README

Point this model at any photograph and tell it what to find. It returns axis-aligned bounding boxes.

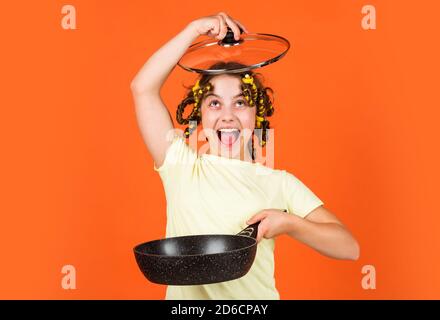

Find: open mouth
[216,128,241,147]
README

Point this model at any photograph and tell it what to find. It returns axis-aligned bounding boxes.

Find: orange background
[1,0,439,299]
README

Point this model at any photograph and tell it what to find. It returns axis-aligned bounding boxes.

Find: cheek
[237,110,256,141]
[239,109,256,129]
[201,108,215,129]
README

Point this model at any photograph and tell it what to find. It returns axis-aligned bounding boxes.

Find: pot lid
[178,27,290,75]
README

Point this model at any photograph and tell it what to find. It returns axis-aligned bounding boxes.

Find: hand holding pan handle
[237,209,288,239]
[237,221,260,239]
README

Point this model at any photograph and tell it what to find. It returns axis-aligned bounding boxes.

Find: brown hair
[176,61,275,159]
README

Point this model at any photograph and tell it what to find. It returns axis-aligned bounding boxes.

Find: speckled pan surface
[134,234,257,285]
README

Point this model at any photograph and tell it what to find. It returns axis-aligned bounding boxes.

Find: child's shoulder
[253,164,287,179]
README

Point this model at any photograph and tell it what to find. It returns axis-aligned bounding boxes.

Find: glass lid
[178,28,291,75]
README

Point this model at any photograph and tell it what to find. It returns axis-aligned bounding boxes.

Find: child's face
[201,74,256,159]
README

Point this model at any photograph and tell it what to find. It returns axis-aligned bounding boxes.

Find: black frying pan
[133,221,261,285]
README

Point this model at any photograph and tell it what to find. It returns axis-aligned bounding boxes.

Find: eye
[236,99,247,107]
[208,99,221,108]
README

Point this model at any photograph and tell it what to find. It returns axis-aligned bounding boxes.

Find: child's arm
[130,13,247,168]
[288,206,360,260]
[130,23,200,169]
[247,206,360,260]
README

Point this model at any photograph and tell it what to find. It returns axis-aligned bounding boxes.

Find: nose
[219,106,235,123]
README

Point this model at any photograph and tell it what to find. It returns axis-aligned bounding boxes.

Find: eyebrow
[204,93,244,99]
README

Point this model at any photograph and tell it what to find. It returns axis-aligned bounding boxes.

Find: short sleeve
[283,171,324,218]
[153,133,197,182]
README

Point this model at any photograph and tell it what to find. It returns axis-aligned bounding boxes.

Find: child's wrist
[186,21,201,38]
[283,212,304,236]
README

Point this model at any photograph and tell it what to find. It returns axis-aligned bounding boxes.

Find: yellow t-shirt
[153,134,324,300]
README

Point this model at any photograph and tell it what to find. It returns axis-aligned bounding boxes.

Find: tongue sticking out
[218,130,240,146]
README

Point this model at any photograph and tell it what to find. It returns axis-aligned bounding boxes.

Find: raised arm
[130,22,199,168]
[130,13,248,168]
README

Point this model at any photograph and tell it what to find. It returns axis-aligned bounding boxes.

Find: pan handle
[237,210,288,239]
[237,221,260,239]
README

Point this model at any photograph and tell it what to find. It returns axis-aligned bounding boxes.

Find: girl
[131,12,360,300]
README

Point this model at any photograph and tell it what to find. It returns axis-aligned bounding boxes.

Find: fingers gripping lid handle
[220,26,244,45]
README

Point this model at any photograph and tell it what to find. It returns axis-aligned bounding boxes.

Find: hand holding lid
[179,14,290,75]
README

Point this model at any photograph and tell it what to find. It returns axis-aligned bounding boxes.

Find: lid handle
[220,26,244,45]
